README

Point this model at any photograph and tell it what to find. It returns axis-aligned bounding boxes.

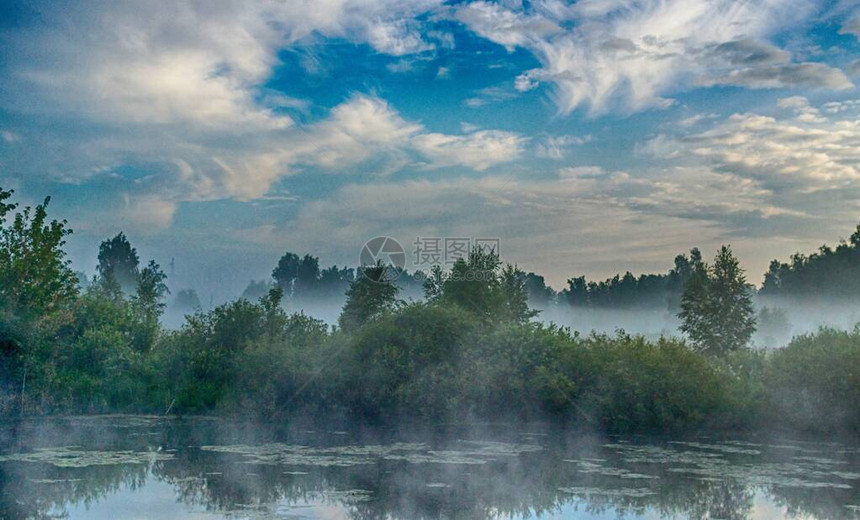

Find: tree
[130,260,169,352]
[134,260,169,317]
[500,265,539,323]
[679,245,756,355]
[242,280,273,301]
[521,272,555,308]
[173,289,201,312]
[426,247,537,323]
[338,262,400,332]
[295,254,321,296]
[422,265,445,303]
[0,190,78,316]
[97,232,140,294]
[272,252,300,296]
[440,247,502,318]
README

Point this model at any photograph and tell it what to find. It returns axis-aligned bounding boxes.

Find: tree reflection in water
[1,416,859,519]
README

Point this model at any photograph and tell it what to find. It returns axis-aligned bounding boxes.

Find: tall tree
[295,254,321,296]
[173,289,202,311]
[0,191,78,316]
[679,245,756,355]
[97,232,140,294]
[427,247,537,323]
[338,262,400,332]
[272,252,300,296]
[521,271,556,308]
[130,260,169,352]
[501,265,539,323]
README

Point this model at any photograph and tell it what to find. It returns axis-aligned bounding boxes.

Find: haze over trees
[2,186,860,435]
[761,224,860,300]
[96,232,140,295]
[678,246,756,355]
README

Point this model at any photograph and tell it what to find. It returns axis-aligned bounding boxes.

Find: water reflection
[1,416,859,519]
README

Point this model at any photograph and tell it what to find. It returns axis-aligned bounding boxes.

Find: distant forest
[225,225,860,316]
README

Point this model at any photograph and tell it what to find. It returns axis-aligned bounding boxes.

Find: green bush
[766,327,860,433]
[573,333,729,433]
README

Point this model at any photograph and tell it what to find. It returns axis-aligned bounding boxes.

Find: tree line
[1,186,859,435]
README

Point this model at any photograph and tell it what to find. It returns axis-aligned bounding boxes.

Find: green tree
[133,260,169,319]
[0,191,78,316]
[272,252,300,296]
[242,279,273,301]
[521,271,556,308]
[432,247,536,323]
[173,289,201,311]
[500,265,539,323]
[129,260,169,352]
[422,265,445,303]
[97,233,140,294]
[679,245,756,355]
[338,262,400,332]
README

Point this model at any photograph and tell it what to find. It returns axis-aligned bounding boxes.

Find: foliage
[559,249,700,311]
[273,251,354,302]
[766,327,860,433]
[679,246,756,355]
[430,247,537,323]
[761,224,860,300]
[338,262,400,333]
[96,232,140,294]
[5,187,860,438]
[0,192,78,317]
[172,289,201,311]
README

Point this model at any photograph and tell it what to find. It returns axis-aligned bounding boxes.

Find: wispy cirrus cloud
[453,0,852,115]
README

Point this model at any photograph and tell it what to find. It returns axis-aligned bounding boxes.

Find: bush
[766,327,860,433]
[574,333,729,433]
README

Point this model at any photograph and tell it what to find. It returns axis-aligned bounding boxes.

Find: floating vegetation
[0,446,174,468]
[601,440,858,490]
[201,443,422,467]
[382,452,487,465]
[668,441,761,456]
[603,443,726,466]
[200,440,540,467]
[63,415,167,429]
[559,486,656,498]
[452,440,543,457]
[564,459,659,480]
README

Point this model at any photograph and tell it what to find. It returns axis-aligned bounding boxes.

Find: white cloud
[411,130,525,170]
[454,0,851,115]
[0,0,448,197]
[1,131,20,143]
[172,95,524,202]
[535,134,592,159]
[1,1,534,215]
[840,14,860,39]
[121,193,178,232]
[4,0,446,128]
[638,99,860,244]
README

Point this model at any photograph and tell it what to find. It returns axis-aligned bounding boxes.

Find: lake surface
[1,416,859,519]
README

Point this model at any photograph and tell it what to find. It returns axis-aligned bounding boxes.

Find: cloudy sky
[2,0,860,298]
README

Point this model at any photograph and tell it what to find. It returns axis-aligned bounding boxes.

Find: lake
[1,415,859,519]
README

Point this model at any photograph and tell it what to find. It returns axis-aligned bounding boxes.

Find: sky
[2,0,860,300]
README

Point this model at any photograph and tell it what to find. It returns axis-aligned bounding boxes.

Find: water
[1,416,859,519]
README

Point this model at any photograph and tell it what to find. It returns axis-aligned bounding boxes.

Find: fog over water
[3,416,860,520]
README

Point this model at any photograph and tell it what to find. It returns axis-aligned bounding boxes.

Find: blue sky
[2,0,860,300]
